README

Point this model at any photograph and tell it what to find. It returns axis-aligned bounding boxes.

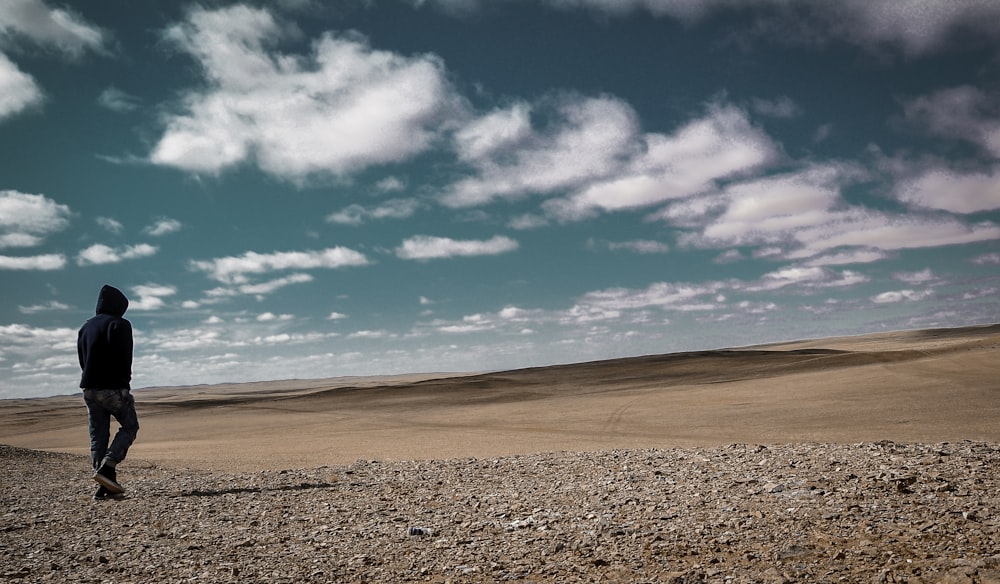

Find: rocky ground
[2,441,998,583]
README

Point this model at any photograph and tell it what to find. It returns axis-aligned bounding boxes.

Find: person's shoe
[93,485,125,500]
[93,463,125,494]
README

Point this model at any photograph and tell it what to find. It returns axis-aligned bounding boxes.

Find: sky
[1,0,999,399]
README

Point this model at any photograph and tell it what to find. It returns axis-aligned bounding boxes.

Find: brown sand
[2,324,998,472]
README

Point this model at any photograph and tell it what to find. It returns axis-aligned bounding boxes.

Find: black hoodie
[78,285,133,390]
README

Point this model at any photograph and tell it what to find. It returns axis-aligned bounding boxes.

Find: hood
[96,284,128,317]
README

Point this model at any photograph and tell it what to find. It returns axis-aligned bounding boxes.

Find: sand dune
[2,324,998,471]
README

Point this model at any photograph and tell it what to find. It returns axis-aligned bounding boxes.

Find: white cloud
[191,246,369,284]
[454,102,533,161]
[508,213,549,230]
[77,243,158,266]
[96,216,124,234]
[18,300,70,314]
[895,168,1000,214]
[0,53,42,120]
[747,266,868,291]
[441,95,640,207]
[150,5,463,180]
[0,190,71,248]
[257,312,293,322]
[0,0,104,122]
[543,103,776,221]
[130,284,176,311]
[97,86,140,112]
[894,269,936,285]
[872,289,934,304]
[144,218,183,236]
[606,240,670,254]
[903,86,1000,158]
[207,273,314,298]
[0,0,105,57]
[396,234,519,260]
[672,163,1000,260]
[326,198,420,225]
[327,311,347,320]
[0,253,66,270]
[972,253,1000,265]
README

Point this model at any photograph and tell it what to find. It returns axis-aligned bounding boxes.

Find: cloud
[604,239,670,254]
[895,168,1000,214]
[0,0,105,57]
[0,0,104,121]
[543,103,777,221]
[18,300,70,314]
[327,311,347,320]
[326,198,421,225]
[442,0,1000,56]
[0,254,65,270]
[206,273,315,298]
[671,163,1000,260]
[144,218,183,236]
[750,96,801,119]
[130,284,177,311]
[96,217,124,234]
[0,190,71,248]
[257,312,293,322]
[872,289,934,304]
[150,5,463,180]
[903,86,1000,157]
[97,86,140,113]
[191,246,369,284]
[0,53,42,120]
[77,243,158,266]
[395,235,519,260]
[441,95,641,207]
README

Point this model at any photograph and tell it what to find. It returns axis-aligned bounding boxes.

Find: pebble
[1,441,997,582]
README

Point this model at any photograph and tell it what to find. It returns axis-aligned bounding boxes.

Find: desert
[2,324,999,582]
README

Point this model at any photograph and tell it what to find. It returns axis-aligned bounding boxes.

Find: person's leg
[83,390,110,471]
[88,389,131,494]
[106,389,139,464]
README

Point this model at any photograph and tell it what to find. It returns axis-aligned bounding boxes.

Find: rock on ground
[1,441,998,583]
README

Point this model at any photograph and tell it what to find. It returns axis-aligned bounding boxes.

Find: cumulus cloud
[77,243,158,266]
[903,86,1000,157]
[327,198,421,225]
[441,95,640,207]
[144,218,183,236]
[150,5,463,180]
[395,235,519,260]
[205,273,315,298]
[191,246,369,284]
[896,168,1000,214]
[0,253,65,270]
[0,0,104,121]
[0,54,42,120]
[130,284,177,311]
[0,190,71,248]
[669,163,1000,260]
[0,0,105,57]
[544,103,777,221]
[872,289,934,304]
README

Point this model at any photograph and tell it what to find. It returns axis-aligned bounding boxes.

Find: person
[78,284,139,500]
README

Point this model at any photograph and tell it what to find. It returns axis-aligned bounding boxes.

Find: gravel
[2,441,998,583]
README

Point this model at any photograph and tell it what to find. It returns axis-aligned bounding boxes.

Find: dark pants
[83,389,139,470]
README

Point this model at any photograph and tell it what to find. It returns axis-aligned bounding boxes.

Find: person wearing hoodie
[78,284,139,500]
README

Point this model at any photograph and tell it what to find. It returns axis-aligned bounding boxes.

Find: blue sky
[2,0,999,398]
